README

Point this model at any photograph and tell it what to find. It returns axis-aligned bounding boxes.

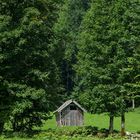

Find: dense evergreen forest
[0,0,140,135]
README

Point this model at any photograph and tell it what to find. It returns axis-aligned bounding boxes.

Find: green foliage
[0,78,12,132]
[73,0,140,132]
[0,0,139,135]
[0,134,124,140]
[74,0,121,118]
[0,0,62,131]
[0,126,123,140]
[53,0,90,95]
[124,48,140,106]
[1,108,140,139]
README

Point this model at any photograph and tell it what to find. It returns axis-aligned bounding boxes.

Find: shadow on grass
[2,130,41,138]
[1,126,120,139]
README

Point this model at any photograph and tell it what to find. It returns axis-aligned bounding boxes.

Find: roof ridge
[55,99,87,113]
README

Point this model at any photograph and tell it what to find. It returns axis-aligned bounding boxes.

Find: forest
[0,0,140,139]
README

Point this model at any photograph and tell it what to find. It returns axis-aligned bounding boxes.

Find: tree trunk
[0,122,4,133]
[121,113,125,136]
[132,98,135,109]
[109,115,114,134]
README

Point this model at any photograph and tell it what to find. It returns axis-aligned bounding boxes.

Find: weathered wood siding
[56,104,84,126]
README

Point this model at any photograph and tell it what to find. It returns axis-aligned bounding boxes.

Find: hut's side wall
[55,113,60,126]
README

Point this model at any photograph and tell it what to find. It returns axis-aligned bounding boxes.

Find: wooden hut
[55,99,86,126]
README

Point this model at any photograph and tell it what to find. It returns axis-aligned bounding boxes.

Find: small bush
[84,126,98,135]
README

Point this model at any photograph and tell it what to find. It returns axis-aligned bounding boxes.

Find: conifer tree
[53,0,90,96]
[74,0,140,134]
[0,0,62,131]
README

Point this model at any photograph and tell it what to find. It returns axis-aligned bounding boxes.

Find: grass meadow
[42,108,140,132]
[0,108,140,140]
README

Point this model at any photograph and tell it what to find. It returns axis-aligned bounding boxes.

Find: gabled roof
[55,99,87,113]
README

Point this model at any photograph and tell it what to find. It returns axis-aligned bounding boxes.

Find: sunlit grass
[0,108,139,140]
[42,108,140,132]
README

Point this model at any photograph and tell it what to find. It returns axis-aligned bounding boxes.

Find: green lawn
[42,108,140,132]
[85,108,140,132]
[0,108,139,140]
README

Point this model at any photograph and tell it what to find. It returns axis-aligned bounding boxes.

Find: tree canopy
[0,0,62,131]
[0,0,139,133]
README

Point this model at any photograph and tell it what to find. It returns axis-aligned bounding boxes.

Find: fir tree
[53,0,90,96]
[0,0,62,131]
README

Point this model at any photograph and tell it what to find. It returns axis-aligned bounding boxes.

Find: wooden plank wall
[56,105,84,126]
